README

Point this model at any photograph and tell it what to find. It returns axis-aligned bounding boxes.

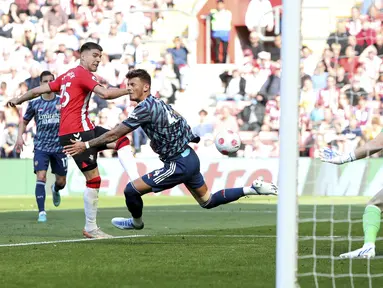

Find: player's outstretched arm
[15,119,30,152]
[320,132,383,165]
[93,85,129,100]
[6,84,52,107]
[63,123,132,156]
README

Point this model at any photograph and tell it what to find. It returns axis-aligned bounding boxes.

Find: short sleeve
[122,103,151,130]
[23,102,35,122]
[80,72,100,92]
[48,76,62,93]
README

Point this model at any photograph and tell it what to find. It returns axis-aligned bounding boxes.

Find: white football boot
[251,177,278,196]
[339,243,376,259]
[82,227,113,239]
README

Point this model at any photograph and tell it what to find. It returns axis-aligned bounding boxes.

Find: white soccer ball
[214,130,241,155]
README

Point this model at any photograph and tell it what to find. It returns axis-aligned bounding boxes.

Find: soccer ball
[214,130,241,155]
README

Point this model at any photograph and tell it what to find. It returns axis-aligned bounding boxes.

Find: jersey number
[165,106,179,125]
[60,82,72,108]
[61,158,68,168]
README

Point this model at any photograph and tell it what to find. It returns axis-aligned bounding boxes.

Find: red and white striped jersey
[49,66,100,136]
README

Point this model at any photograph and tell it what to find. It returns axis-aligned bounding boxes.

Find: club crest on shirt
[62,71,75,81]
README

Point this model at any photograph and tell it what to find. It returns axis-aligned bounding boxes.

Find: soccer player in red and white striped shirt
[7,42,139,239]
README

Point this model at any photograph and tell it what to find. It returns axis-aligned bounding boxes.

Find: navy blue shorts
[34,149,68,176]
[142,147,205,193]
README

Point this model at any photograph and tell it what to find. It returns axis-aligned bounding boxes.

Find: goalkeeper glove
[319,147,356,165]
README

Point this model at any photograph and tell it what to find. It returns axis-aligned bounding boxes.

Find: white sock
[84,187,99,232]
[132,217,143,227]
[39,211,46,215]
[243,187,255,195]
[117,145,139,181]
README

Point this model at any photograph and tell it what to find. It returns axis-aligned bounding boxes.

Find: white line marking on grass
[0,235,149,248]
[0,234,342,248]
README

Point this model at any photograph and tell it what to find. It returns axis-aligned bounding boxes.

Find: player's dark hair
[126,69,151,86]
[39,71,55,82]
[80,42,103,54]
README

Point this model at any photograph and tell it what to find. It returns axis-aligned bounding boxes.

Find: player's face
[82,49,102,72]
[127,77,149,102]
[40,75,54,85]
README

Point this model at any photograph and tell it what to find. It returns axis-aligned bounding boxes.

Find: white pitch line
[0,235,149,248]
[0,234,343,248]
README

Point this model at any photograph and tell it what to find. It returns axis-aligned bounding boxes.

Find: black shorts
[59,126,109,172]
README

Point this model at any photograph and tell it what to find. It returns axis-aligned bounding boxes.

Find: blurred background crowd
[0,0,382,159]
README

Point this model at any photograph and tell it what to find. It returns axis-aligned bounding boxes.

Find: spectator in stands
[339,45,359,78]
[374,34,383,56]
[209,0,232,63]
[354,96,371,127]
[375,65,383,100]
[346,6,362,36]
[192,109,214,137]
[356,15,377,48]
[336,66,350,89]
[215,105,239,133]
[359,45,382,82]
[245,0,274,34]
[347,35,364,56]
[245,32,265,60]
[158,53,180,104]
[0,123,19,158]
[345,75,369,106]
[167,36,190,90]
[264,95,280,131]
[300,76,316,113]
[27,1,43,25]
[98,24,124,61]
[301,46,317,76]
[317,75,340,114]
[327,22,349,53]
[259,63,281,100]
[224,68,246,101]
[124,35,145,64]
[167,36,189,66]
[135,49,157,77]
[114,11,127,33]
[341,117,363,151]
[43,1,68,33]
[237,93,266,132]
[267,35,281,61]
[0,14,13,38]
[311,61,329,91]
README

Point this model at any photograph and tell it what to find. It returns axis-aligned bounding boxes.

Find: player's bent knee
[36,172,47,182]
[124,182,140,198]
[56,179,66,189]
[124,182,139,196]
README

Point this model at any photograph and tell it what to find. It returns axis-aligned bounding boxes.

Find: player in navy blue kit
[64,69,278,230]
[16,71,67,222]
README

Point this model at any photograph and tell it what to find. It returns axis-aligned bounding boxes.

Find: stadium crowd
[0,0,382,159]
[210,1,383,159]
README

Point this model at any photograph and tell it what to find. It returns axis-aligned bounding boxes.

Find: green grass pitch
[0,196,382,288]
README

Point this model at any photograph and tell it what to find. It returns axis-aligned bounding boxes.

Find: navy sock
[36,180,46,212]
[202,188,244,209]
[124,183,143,219]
